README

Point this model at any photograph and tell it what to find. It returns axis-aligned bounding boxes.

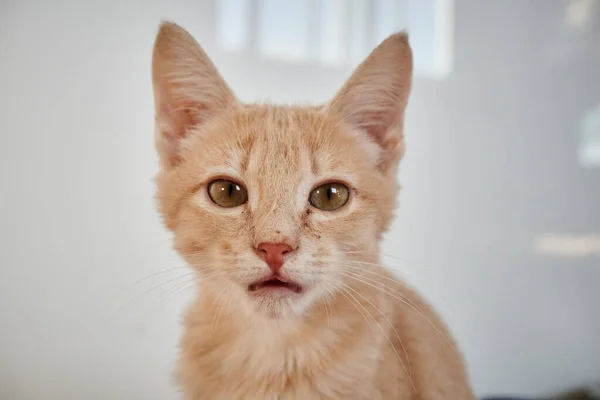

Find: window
[215,0,454,79]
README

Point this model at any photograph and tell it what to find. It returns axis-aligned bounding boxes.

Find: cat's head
[152,22,412,319]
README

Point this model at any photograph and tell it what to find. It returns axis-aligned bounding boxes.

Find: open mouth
[248,277,302,293]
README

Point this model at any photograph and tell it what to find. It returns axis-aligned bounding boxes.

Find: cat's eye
[207,179,248,208]
[309,182,350,211]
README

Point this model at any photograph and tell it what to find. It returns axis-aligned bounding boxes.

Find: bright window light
[579,104,600,168]
[215,0,454,79]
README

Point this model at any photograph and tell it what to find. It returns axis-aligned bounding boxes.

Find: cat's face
[152,23,412,319]
[157,106,395,318]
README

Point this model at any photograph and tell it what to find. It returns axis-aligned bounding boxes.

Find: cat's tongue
[248,277,302,294]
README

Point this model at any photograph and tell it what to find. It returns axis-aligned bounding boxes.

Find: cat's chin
[247,276,303,295]
[245,282,307,319]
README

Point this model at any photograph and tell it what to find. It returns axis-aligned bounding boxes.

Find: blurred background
[1,0,599,399]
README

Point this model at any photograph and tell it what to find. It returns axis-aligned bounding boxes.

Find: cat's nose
[256,242,293,273]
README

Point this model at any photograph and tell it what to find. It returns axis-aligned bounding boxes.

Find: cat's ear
[328,33,413,172]
[152,22,236,166]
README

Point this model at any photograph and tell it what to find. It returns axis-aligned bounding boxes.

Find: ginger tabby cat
[151,21,475,400]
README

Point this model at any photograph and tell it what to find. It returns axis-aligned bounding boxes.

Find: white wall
[1,1,599,399]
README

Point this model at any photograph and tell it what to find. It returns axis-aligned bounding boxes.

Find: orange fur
[151,21,475,400]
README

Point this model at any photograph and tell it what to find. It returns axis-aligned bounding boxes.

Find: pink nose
[256,242,293,273]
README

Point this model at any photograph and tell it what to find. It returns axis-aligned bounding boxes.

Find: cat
[151,21,475,400]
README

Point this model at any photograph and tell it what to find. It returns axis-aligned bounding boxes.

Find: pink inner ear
[349,106,404,171]
[159,101,196,140]
[156,99,202,165]
[356,108,400,147]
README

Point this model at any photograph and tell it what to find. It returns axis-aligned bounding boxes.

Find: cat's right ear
[152,22,236,167]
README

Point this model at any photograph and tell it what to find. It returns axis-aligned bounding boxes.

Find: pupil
[327,187,332,200]
[228,183,234,197]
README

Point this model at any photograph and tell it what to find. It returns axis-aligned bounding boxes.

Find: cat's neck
[179,272,395,397]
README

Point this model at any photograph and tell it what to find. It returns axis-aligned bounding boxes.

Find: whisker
[109,265,189,301]
[156,270,224,308]
[330,278,415,392]
[339,271,456,352]
[326,256,441,299]
[331,259,420,283]
[329,280,376,336]
[155,275,198,303]
[340,282,412,382]
[339,262,452,317]
[337,248,439,273]
[321,283,338,328]
[113,262,222,315]
[113,272,194,315]
[170,282,198,298]
[211,287,228,335]
[341,266,417,305]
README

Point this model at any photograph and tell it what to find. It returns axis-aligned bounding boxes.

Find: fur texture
[151,21,475,400]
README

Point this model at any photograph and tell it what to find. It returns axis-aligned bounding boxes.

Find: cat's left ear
[327,33,413,173]
[152,22,237,167]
